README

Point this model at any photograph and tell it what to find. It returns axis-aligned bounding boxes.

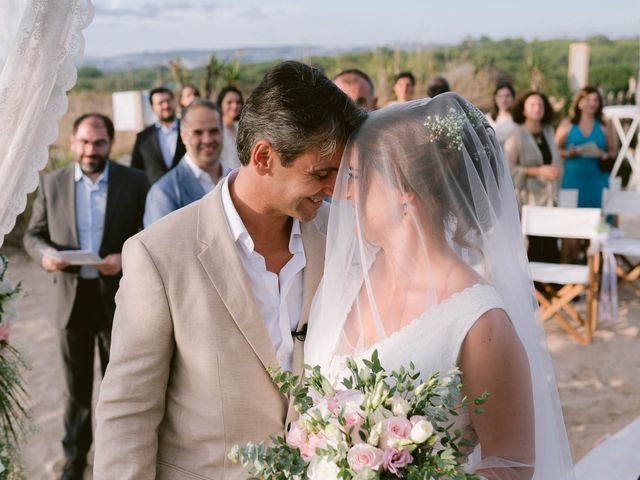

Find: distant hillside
[75,36,639,110]
[82,45,371,72]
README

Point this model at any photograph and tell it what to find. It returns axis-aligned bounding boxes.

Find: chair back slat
[558,189,579,208]
[521,206,601,239]
[602,189,640,215]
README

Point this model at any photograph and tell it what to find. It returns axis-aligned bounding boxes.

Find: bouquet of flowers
[229,350,488,480]
[0,255,29,479]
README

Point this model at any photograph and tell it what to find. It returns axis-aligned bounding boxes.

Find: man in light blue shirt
[144,100,230,226]
[23,114,148,480]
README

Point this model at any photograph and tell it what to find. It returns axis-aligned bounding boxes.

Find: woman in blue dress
[555,86,617,208]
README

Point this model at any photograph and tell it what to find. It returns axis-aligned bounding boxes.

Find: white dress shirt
[156,119,179,169]
[183,154,216,193]
[221,171,305,371]
[74,162,109,279]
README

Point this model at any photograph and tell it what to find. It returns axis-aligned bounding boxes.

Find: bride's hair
[350,93,503,250]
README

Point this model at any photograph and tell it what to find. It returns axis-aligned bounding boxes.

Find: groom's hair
[237,61,367,167]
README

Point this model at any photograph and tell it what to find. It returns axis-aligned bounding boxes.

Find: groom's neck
[230,170,292,246]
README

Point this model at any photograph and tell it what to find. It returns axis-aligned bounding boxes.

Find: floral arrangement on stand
[0,255,29,479]
[229,351,488,480]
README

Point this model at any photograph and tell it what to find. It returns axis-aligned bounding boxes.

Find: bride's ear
[401,191,416,207]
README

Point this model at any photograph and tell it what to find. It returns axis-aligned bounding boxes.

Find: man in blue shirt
[144,99,230,226]
[23,114,148,480]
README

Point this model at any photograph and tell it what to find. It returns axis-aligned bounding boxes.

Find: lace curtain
[0,0,94,247]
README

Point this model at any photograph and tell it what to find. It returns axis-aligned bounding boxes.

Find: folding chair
[521,206,602,345]
[558,188,579,208]
[602,189,640,295]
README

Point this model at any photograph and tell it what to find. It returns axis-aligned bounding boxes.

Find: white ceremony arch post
[0,0,94,247]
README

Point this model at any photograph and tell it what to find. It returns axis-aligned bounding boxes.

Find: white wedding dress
[323,283,505,453]
[305,95,576,478]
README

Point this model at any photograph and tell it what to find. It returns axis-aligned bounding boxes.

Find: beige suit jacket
[94,183,327,479]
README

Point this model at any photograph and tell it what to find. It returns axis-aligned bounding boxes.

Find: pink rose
[382,447,413,475]
[347,444,384,471]
[379,416,412,449]
[298,432,327,461]
[286,421,307,449]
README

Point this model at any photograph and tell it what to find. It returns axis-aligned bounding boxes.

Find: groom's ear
[251,140,276,176]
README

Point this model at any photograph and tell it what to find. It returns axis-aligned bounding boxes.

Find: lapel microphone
[291,324,307,342]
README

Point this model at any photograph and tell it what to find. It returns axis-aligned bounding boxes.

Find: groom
[93,61,366,479]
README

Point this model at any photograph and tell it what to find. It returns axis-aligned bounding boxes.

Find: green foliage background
[74,36,639,108]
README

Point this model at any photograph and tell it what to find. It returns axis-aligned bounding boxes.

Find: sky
[84,0,640,57]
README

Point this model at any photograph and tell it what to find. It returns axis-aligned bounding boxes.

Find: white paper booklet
[44,249,103,265]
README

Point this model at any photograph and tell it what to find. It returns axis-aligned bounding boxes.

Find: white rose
[306,457,340,480]
[323,423,344,447]
[388,395,411,417]
[410,419,434,444]
[367,421,383,447]
[0,278,14,295]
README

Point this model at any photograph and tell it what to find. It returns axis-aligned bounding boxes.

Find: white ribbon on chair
[598,231,619,323]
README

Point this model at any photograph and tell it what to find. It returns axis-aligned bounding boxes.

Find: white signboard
[568,43,590,93]
[112,91,156,131]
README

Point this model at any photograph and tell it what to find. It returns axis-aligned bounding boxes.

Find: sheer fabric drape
[306,95,576,479]
[0,0,93,246]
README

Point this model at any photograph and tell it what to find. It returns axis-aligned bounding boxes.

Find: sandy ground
[1,217,639,478]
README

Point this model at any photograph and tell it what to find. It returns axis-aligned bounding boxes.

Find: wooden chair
[602,189,640,295]
[521,206,602,345]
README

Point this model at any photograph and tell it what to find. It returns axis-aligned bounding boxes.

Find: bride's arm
[458,309,535,480]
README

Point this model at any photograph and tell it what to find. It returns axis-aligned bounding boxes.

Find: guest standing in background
[131,87,186,184]
[144,100,229,227]
[179,83,201,112]
[426,75,450,97]
[333,69,378,111]
[555,85,617,208]
[387,71,415,105]
[504,91,561,262]
[486,82,517,146]
[23,114,148,480]
[216,85,243,170]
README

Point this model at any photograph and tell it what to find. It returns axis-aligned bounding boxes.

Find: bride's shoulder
[460,306,521,362]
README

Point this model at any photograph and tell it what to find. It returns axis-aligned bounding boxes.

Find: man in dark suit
[131,86,186,184]
[23,113,148,480]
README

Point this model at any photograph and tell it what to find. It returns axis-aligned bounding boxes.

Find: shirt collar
[74,160,109,184]
[221,170,302,257]
[184,154,230,182]
[156,118,179,132]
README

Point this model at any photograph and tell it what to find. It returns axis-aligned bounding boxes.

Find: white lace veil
[305,94,575,479]
[0,0,93,247]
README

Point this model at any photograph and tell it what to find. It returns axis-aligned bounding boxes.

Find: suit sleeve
[143,182,178,228]
[93,236,174,480]
[131,132,145,171]
[22,178,51,267]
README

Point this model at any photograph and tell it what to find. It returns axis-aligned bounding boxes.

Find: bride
[305,93,575,479]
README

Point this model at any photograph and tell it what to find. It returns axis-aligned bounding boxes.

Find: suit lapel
[62,165,79,248]
[196,185,279,373]
[290,217,326,380]
[102,161,124,248]
[173,122,185,167]
[147,127,166,172]
[285,212,327,427]
[178,160,206,203]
